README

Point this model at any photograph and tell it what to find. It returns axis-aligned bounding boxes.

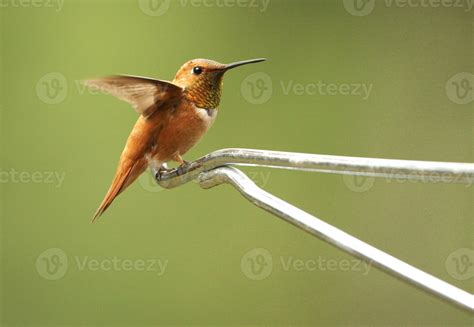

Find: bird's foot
[152,163,170,182]
[176,160,190,176]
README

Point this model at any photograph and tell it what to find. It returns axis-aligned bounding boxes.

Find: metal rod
[197,167,474,312]
[153,148,473,310]
[155,148,474,189]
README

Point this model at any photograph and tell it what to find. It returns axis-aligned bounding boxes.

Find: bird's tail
[92,158,147,222]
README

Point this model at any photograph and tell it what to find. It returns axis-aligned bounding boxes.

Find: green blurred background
[1,0,473,325]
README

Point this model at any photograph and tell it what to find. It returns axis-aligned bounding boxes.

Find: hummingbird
[86,58,266,221]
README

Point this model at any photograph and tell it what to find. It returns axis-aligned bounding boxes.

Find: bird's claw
[153,163,170,182]
[153,161,189,179]
[176,161,190,176]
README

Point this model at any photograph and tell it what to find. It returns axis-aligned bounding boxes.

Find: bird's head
[173,58,266,109]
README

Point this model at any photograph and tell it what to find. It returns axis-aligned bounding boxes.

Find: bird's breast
[151,102,218,162]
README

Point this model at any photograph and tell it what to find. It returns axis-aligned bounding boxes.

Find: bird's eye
[192,66,203,75]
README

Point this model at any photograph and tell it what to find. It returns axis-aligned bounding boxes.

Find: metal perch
[154,148,474,312]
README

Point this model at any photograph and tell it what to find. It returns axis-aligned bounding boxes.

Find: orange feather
[92,157,147,222]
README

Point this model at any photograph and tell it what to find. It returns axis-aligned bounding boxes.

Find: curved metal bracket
[154,148,474,311]
[155,148,474,189]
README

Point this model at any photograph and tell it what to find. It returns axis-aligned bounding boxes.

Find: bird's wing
[84,75,183,118]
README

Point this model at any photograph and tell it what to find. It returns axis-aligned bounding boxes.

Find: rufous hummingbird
[86,58,266,221]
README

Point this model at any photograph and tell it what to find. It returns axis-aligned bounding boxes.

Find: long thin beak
[224,58,266,70]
